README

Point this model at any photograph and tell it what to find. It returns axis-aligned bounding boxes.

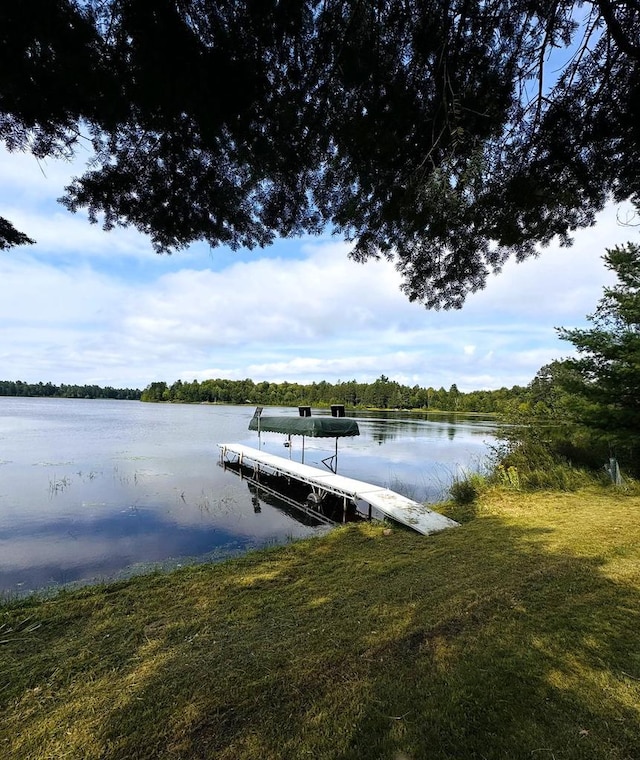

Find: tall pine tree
[557,243,640,474]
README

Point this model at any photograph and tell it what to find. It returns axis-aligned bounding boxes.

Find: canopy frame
[248,408,359,473]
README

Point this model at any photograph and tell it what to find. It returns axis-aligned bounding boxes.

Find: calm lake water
[0,398,498,596]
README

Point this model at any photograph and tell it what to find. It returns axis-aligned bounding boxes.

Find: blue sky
[1,146,637,392]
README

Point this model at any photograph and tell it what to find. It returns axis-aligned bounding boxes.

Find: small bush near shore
[449,472,487,504]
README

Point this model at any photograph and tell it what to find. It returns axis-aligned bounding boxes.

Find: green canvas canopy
[248,416,359,438]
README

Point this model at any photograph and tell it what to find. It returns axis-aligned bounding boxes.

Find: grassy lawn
[2,486,639,759]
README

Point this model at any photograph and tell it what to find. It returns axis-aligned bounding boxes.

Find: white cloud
[1,140,639,391]
[465,202,636,320]
[122,245,413,347]
[0,255,124,325]
[0,149,84,201]
[4,207,154,258]
[0,149,206,263]
[0,221,630,390]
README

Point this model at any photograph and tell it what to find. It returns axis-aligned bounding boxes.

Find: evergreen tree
[557,243,640,474]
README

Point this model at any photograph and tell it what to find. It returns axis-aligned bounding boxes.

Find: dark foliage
[1,1,639,307]
[0,217,34,250]
[557,242,640,474]
[139,375,527,413]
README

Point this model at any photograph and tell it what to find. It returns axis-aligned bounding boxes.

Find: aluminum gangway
[218,443,459,536]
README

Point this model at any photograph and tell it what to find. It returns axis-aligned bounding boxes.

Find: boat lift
[249,405,359,473]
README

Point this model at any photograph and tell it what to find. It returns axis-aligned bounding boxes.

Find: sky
[1,146,638,393]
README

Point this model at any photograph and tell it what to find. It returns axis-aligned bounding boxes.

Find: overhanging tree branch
[0,0,639,307]
[0,217,35,250]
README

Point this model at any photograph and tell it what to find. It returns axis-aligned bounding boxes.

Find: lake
[0,398,498,597]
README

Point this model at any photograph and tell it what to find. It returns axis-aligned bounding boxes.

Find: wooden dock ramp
[218,443,459,536]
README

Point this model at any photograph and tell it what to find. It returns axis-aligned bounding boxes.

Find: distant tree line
[0,380,141,400]
[141,375,529,414]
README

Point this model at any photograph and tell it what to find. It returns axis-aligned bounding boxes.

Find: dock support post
[343,496,347,523]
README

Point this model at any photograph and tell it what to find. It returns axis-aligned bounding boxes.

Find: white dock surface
[219,444,459,536]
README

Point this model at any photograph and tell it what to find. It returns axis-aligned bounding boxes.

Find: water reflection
[349,411,491,445]
[0,398,498,596]
[0,508,248,592]
[223,461,351,527]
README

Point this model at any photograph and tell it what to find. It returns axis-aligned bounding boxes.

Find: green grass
[2,486,640,759]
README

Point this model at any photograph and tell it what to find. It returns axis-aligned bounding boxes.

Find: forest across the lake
[0,376,535,414]
[139,376,528,413]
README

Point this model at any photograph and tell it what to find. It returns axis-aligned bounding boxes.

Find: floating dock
[218,443,459,536]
